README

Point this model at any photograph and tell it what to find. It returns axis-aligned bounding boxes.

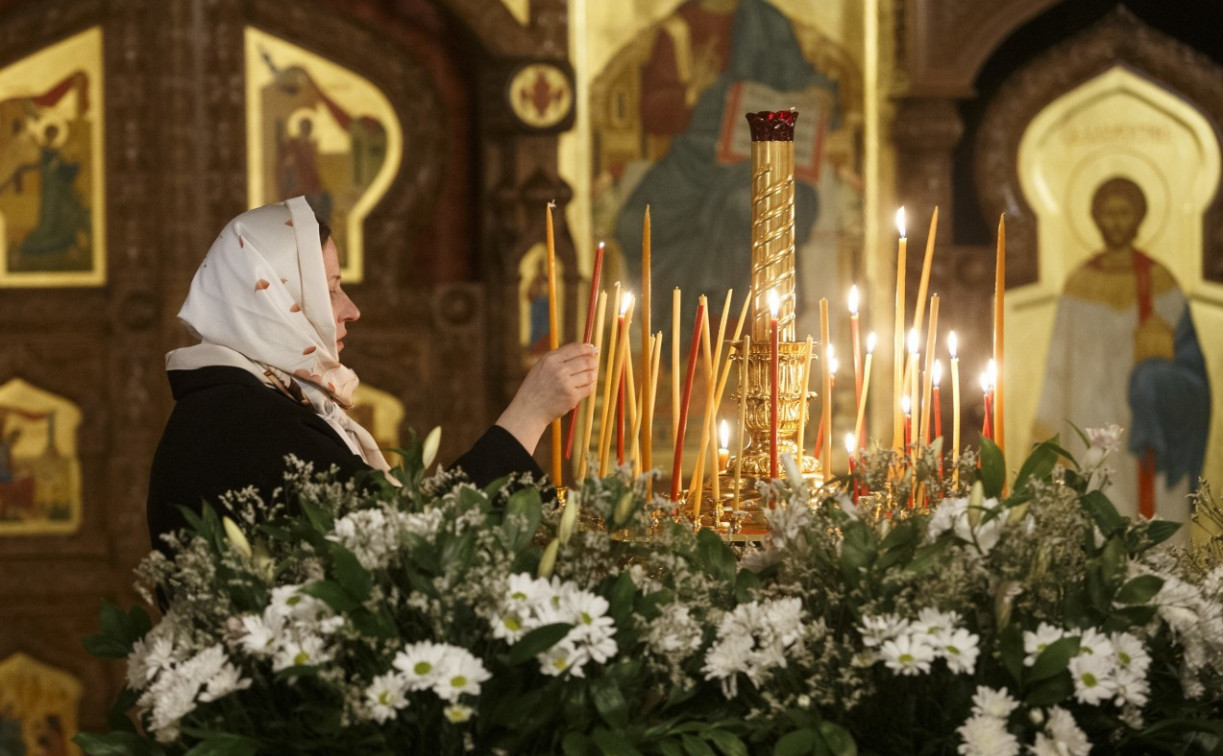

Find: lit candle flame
[908,328,920,355]
[948,330,958,359]
[932,359,943,387]
[844,432,856,455]
[980,372,991,393]
[719,419,730,450]
[987,358,998,384]
[767,289,780,317]
[896,207,907,239]
[829,355,839,376]
[620,292,634,316]
[901,395,911,415]
[866,332,877,354]
[848,285,859,316]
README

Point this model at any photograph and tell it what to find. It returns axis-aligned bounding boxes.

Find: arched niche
[1006,65,1222,504]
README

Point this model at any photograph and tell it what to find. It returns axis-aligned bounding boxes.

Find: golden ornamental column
[748,110,798,342]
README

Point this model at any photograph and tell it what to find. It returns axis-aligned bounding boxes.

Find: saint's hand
[495,343,599,454]
[1132,317,1174,363]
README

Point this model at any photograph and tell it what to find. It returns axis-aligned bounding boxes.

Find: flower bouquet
[78,428,1223,755]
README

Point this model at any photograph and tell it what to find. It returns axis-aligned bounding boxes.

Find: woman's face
[322,238,360,352]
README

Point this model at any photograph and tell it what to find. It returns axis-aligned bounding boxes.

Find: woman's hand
[496,343,599,454]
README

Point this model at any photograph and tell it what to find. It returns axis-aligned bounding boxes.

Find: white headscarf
[166,196,392,473]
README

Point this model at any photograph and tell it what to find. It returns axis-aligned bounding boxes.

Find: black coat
[146,366,543,549]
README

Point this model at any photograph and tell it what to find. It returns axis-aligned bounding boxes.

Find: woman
[147,196,596,546]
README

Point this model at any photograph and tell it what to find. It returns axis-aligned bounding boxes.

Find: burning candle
[949,331,960,464]
[845,431,857,496]
[906,328,920,453]
[718,420,730,471]
[849,284,862,406]
[919,294,940,449]
[854,333,875,450]
[672,288,681,445]
[820,297,832,480]
[576,291,608,481]
[893,208,907,452]
[641,210,653,482]
[769,289,780,480]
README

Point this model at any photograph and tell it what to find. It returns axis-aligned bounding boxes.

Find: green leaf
[816,721,857,756]
[774,728,818,756]
[876,521,917,571]
[74,732,163,756]
[440,529,478,573]
[839,521,873,586]
[503,487,544,552]
[300,580,359,612]
[184,734,259,756]
[1029,636,1080,683]
[705,730,749,756]
[563,733,596,756]
[1024,673,1074,707]
[734,568,762,603]
[297,498,333,534]
[904,539,950,576]
[998,624,1025,684]
[349,608,398,639]
[328,543,371,601]
[696,528,737,583]
[508,622,573,665]
[658,740,685,756]
[590,675,630,730]
[610,571,637,627]
[1082,491,1126,538]
[591,728,644,756]
[1115,574,1163,605]
[978,438,1006,498]
[681,733,717,756]
[85,601,150,659]
[1143,520,1181,547]
[1012,439,1061,495]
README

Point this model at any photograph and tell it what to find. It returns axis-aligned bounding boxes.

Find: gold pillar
[749,119,798,342]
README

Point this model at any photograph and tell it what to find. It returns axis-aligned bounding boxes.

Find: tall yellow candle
[732,335,751,511]
[948,330,960,466]
[994,215,1006,460]
[893,208,907,452]
[820,298,833,480]
[918,294,940,448]
[854,333,876,448]
[641,207,653,481]
[912,207,939,339]
[907,327,919,461]
[672,288,681,445]
[545,201,562,485]
[576,292,608,481]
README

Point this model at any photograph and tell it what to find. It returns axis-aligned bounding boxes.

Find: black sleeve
[448,425,545,488]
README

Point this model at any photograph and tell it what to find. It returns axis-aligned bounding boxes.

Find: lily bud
[222,516,253,560]
[967,481,985,528]
[612,491,635,528]
[558,498,580,545]
[422,425,443,470]
[537,538,559,578]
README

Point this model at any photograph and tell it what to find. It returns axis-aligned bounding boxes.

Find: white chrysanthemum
[1068,652,1117,705]
[1042,706,1091,756]
[327,508,399,570]
[538,639,578,678]
[233,612,282,658]
[914,608,962,642]
[269,585,332,625]
[364,672,409,724]
[272,633,332,672]
[198,659,251,703]
[859,613,910,648]
[701,633,753,697]
[1023,623,1066,667]
[971,686,1019,720]
[1113,665,1150,708]
[956,714,1019,756]
[645,603,704,657]
[434,648,491,702]
[444,703,474,723]
[940,628,981,675]
[491,611,528,643]
[1110,631,1150,672]
[880,634,937,676]
[1075,627,1113,659]
[394,641,455,691]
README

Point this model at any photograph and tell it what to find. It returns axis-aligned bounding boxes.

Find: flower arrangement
[79,428,1223,756]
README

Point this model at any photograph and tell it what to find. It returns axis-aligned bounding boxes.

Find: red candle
[671,302,707,501]
[616,368,625,465]
[844,432,857,500]
[932,360,943,441]
[769,290,780,480]
[902,395,912,449]
[813,372,835,459]
[564,242,604,458]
